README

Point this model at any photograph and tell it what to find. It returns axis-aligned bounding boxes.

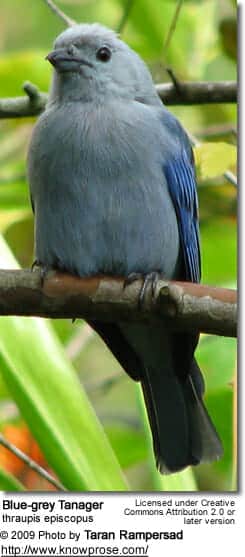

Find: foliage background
[0,0,237,491]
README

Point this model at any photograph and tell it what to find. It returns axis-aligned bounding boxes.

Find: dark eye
[96,46,111,62]
[67,45,76,56]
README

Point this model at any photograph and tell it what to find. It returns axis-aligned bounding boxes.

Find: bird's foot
[124,271,161,309]
[31,260,52,287]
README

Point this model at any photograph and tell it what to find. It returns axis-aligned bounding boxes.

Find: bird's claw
[124,271,161,309]
[124,272,142,288]
[31,260,51,287]
[139,271,161,308]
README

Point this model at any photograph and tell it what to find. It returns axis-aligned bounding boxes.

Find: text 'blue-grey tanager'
[28,24,223,473]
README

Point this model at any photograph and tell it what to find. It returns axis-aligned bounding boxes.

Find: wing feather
[164,148,201,283]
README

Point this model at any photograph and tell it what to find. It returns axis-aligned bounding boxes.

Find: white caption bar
[0,493,243,557]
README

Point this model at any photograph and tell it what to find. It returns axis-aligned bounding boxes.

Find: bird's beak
[45,49,93,71]
[46,49,65,67]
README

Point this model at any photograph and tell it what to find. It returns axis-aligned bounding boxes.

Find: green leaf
[0,467,25,491]
[194,142,236,180]
[0,181,29,211]
[197,336,236,391]
[219,17,237,61]
[204,54,237,81]
[196,387,234,490]
[105,424,147,468]
[0,51,50,96]
[0,236,127,491]
[206,387,233,477]
[158,467,198,492]
[196,335,236,487]
[3,216,34,268]
[200,219,237,285]
[117,0,218,80]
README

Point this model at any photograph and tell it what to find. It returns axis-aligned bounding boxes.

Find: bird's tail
[141,359,223,474]
[91,320,223,474]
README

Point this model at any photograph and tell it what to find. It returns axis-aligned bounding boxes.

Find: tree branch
[0,82,47,118]
[0,270,237,337]
[163,0,184,52]
[156,80,237,105]
[42,0,75,26]
[0,80,237,120]
[117,0,135,34]
[0,433,65,491]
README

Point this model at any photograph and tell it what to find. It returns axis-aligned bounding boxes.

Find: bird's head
[46,23,158,105]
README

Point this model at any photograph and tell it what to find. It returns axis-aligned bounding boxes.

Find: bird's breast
[28,103,180,278]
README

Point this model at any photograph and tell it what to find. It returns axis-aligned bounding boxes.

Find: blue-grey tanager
[28,24,223,473]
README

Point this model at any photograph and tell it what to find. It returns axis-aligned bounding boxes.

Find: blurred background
[0,0,237,491]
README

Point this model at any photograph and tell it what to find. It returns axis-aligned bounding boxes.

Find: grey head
[46,23,161,106]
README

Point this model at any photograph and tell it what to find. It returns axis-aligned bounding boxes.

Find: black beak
[46,49,64,67]
[45,49,93,69]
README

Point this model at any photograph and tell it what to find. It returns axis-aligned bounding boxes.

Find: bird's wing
[164,151,200,283]
[160,111,201,383]
[162,115,201,283]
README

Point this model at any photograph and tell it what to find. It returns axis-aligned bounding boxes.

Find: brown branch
[163,0,184,52]
[156,80,237,105]
[0,81,47,118]
[42,0,75,26]
[0,433,65,491]
[195,123,237,140]
[117,0,135,34]
[0,270,237,337]
[0,80,237,120]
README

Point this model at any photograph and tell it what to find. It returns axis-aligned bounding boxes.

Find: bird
[27,23,223,474]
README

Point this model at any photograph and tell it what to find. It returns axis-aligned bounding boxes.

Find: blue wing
[164,146,201,283]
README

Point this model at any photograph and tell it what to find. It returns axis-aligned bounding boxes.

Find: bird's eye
[96,46,111,62]
[67,45,76,56]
